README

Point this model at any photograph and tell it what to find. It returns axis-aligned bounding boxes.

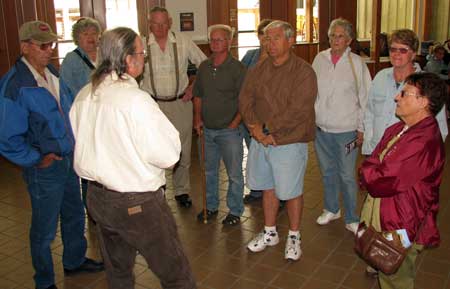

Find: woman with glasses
[60,17,101,96]
[359,72,447,289]
[312,18,372,234]
[362,29,448,156]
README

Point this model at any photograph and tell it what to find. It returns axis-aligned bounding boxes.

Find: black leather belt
[90,181,109,190]
[151,93,185,102]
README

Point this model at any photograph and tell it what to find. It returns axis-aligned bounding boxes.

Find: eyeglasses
[132,51,147,58]
[150,22,169,28]
[329,34,347,40]
[28,41,57,50]
[389,47,410,54]
[209,38,227,43]
[400,90,421,98]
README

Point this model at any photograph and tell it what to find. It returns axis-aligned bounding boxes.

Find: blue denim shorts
[246,140,308,200]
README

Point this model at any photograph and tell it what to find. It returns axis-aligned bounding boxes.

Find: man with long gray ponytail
[70,27,196,289]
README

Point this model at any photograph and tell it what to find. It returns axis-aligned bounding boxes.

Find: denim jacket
[60,47,94,96]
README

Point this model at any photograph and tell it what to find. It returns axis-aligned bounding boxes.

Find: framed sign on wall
[180,12,194,31]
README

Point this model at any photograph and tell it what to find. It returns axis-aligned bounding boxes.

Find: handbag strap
[348,51,359,96]
[73,48,95,70]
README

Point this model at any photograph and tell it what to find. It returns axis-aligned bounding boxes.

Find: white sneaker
[285,235,302,261]
[345,222,359,234]
[316,209,341,225]
[247,230,279,252]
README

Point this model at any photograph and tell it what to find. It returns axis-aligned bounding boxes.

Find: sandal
[222,214,240,226]
[197,209,218,221]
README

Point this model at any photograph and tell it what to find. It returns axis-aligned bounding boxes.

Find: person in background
[443,39,450,65]
[424,45,448,79]
[141,6,207,208]
[60,16,102,206]
[313,18,372,234]
[193,24,246,225]
[0,20,104,289]
[240,20,317,261]
[359,72,447,289]
[60,17,101,95]
[363,29,448,157]
[240,18,272,204]
[70,27,195,289]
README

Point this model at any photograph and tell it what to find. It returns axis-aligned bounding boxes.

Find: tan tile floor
[0,135,449,289]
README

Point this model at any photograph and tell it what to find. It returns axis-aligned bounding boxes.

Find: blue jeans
[314,129,359,224]
[202,127,244,216]
[23,155,87,289]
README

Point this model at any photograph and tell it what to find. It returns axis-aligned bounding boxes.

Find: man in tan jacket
[240,20,317,261]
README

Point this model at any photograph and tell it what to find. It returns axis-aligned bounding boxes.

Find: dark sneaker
[36,285,58,289]
[175,194,192,208]
[222,214,240,226]
[64,258,104,276]
[243,193,262,204]
[197,209,218,221]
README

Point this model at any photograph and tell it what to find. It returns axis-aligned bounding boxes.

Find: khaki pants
[378,243,423,289]
[158,100,193,196]
[361,194,423,289]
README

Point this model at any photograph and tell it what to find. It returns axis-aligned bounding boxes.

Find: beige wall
[430,0,450,42]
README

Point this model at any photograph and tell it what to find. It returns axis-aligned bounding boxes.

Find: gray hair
[328,18,354,40]
[149,6,169,17]
[264,20,295,39]
[91,27,137,91]
[389,29,419,52]
[71,17,101,46]
[208,24,234,40]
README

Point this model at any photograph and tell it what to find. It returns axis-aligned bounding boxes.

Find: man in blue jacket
[0,21,103,289]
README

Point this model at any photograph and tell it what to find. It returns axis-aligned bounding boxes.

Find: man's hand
[37,153,62,168]
[193,114,203,136]
[247,123,264,142]
[182,84,194,102]
[356,131,364,146]
[247,124,277,147]
[261,134,277,147]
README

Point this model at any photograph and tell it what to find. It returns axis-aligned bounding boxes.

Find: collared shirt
[21,56,60,103]
[70,72,181,193]
[141,32,206,98]
[193,53,246,129]
[239,53,318,145]
[60,47,96,96]
[313,47,372,133]
[362,64,448,155]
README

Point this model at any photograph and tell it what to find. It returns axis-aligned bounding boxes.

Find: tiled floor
[1,135,450,289]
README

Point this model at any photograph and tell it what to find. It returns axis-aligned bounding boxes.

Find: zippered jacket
[0,58,75,167]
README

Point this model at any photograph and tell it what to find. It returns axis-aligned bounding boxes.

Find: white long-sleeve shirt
[70,72,181,193]
[313,47,372,133]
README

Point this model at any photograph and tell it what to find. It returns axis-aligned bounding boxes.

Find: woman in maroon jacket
[359,72,448,289]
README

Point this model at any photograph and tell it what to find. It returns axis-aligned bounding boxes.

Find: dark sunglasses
[389,47,410,54]
[28,41,57,50]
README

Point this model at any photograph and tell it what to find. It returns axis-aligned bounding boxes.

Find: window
[357,0,415,40]
[237,0,260,59]
[105,0,139,32]
[296,0,318,42]
[54,0,80,62]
